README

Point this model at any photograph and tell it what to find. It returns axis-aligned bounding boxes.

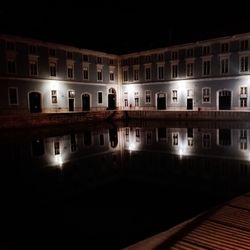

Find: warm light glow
[49,80,60,90]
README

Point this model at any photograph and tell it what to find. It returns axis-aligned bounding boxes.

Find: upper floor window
[145,55,151,63]
[49,62,56,77]
[123,69,128,82]
[8,87,18,105]
[240,40,248,51]
[7,59,16,74]
[158,65,164,80]
[221,58,229,74]
[83,54,89,62]
[145,67,151,81]
[97,57,102,64]
[240,56,249,72]
[29,61,38,76]
[6,41,15,51]
[83,67,89,80]
[133,68,139,81]
[133,57,139,64]
[109,71,114,81]
[186,48,194,57]
[109,59,114,65]
[67,65,74,79]
[171,64,178,78]
[158,53,164,61]
[49,48,56,57]
[122,59,128,65]
[221,43,229,53]
[67,51,73,60]
[202,45,210,56]
[186,62,194,77]
[171,51,178,60]
[29,45,37,54]
[97,69,103,81]
[203,60,211,75]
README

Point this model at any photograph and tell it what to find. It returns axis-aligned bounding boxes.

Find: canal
[0,121,250,249]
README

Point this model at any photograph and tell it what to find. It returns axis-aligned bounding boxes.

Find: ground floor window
[240,98,247,107]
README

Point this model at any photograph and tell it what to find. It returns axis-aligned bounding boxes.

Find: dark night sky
[0,4,250,54]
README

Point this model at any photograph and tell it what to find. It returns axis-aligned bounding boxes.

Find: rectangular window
[172,90,178,103]
[109,71,114,81]
[240,40,248,50]
[83,67,89,80]
[83,54,88,62]
[124,92,128,107]
[187,89,193,98]
[202,88,210,103]
[54,141,60,155]
[97,57,102,64]
[172,133,178,146]
[51,90,57,104]
[29,45,37,54]
[240,56,248,72]
[49,62,56,77]
[29,61,38,76]
[134,92,139,107]
[186,63,194,77]
[221,58,229,74]
[186,48,193,57]
[68,90,75,98]
[158,53,164,61]
[203,60,211,75]
[240,87,247,95]
[171,51,178,60]
[67,51,73,59]
[123,70,128,82]
[97,69,103,81]
[133,69,139,81]
[97,92,102,104]
[8,87,18,105]
[221,43,229,53]
[109,59,114,65]
[7,60,16,74]
[240,98,247,107]
[203,46,210,55]
[49,48,56,57]
[145,90,151,104]
[172,64,178,78]
[158,66,164,80]
[145,55,151,63]
[145,67,151,80]
[67,65,74,79]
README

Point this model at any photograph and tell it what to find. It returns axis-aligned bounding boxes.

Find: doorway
[157,93,166,110]
[82,94,90,111]
[219,90,231,110]
[29,92,41,113]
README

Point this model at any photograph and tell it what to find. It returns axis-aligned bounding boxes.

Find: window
[29,61,38,76]
[240,87,247,107]
[240,98,247,107]
[124,92,128,107]
[202,134,211,148]
[133,57,139,64]
[187,89,193,98]
[49,48,56,57]
[99,134,104,146]
[240,40,248,51]
[83,54,88,62]
[8,87,18,105]
[145,67,151,80]
[133,68,139,81]
[172,133,178,146]
[54,141,60,155]
[97,69,102,81]
[134,92,139,107]
[136,128,140,142]
[186,48,193,57]
[7,60,16,74]
[49,62,56,77]
[97,92,102,104]
[240,129,247,150]
[83,67,89,80]
[172,64,178,78]
[221,43,229,53]
[123,70,128,82]
[97,57,102,64]
[51,90,57,104]
[6,41,15,51]
[68,90,75,98]
[145,55,151,63]
[202,88,210,103]
[186,62,194,77]
[109,71,114,81]
[109,59,114,65]
[158,65,164,80]
[240,56,248,72]
[221,58,229,74]
[171,51,178,60]
[240,86,247,95]
[203,60,211,75]
[145,90,151,104]
[67,51,73,59]
[172,90,178,103]
[158,53,164,61]
[67,65,74,79]
[203,46,210,56]
[29,45,37,54]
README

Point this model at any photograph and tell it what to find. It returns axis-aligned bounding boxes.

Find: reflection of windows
[125,128,129,142]
[202,133,211,148]
[240,129,247,150]
[84,131,92,146]
[219,129,231,146]
[136,128,140,142]
[146,132,152,145]
[32,139,44,156]
[51,90,57,104]
[54,141,60,155]
[172,133,178,146]
[8,87,18,105]
[70,134,77,152]
[99,134,104,146]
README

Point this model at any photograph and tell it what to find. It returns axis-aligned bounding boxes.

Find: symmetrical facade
[1,32,250,114]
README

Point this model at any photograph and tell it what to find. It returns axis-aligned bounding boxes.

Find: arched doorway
[157,93,166,110]
[108,88,116,110]
[82,93,90,111]
[29,92,41,113]
[219,90,231,110]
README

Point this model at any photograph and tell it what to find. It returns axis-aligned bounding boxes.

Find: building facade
[1,32,250,114]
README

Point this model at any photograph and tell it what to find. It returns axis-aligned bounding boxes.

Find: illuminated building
[1,33,250,113]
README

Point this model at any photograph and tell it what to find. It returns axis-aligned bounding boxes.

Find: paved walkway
[125,192,250,250]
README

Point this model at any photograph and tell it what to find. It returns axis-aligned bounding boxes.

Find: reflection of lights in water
[55,155,63,169]
[129,142,136,151]
[179,149,183,159]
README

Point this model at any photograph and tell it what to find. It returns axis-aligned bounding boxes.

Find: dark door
[157,94,166,110]
[69,99,74,111]
[108,94,116,110]
[219,129,231,146]
[219,91,231,110]
[82,94,90,111]
[32,139,44,156]
[29,92,41,113]
[187,99,193,110]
